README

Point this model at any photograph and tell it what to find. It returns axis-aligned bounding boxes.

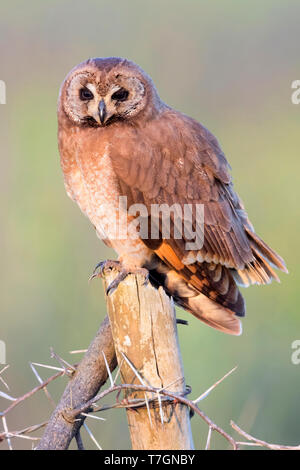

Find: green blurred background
[1,0,299,450]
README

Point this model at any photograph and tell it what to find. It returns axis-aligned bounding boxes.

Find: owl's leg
[89,260,149,295]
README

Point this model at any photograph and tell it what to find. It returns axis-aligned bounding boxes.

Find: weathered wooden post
[103,268,194,450]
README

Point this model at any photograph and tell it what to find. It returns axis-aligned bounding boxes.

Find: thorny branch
[36,314,117,450]
[1,332,299,450]
[1,370,65,418]
[66,382,238,449]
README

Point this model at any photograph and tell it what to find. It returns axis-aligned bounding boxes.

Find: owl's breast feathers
[59,121,154,266]
[59,107,287,336]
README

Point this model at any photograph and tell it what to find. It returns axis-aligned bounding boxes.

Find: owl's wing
[110,109,287,309]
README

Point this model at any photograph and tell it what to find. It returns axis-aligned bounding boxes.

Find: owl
[58,57,287,336]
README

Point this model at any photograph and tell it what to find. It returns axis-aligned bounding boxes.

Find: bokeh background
[1,0,299,450]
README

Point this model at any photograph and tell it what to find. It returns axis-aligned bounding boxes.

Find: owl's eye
[111,88,129,102]
[79,87,94,101]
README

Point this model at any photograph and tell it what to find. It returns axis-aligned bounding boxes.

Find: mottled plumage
[58,57,287,335]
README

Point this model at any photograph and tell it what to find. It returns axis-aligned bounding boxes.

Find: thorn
[83,423,102,450]
[30,362,65,372]
[120,352,146,386]
[81,412,106,421]
[144,393,153,428]
[102,351,114,387]
[113,358,124,385]
[69,349,88,355]
[0,365,10,391]
[157,392,164,425]
[0,390,16,401]
[50,348,75,376]
[205,426,213,450]
[2,416,12,450]
[158,377,184,393]
[29,363,56,408]
[0,365,10,376]
[193,366,237,404]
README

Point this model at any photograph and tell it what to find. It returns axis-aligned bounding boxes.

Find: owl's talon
[106,267,149,295]
[140,269,150,286]
[106,270,128,295]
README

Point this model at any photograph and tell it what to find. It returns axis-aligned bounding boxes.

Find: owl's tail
[148,230,287,335]
[176,292,242,336]
[149,261,243,336]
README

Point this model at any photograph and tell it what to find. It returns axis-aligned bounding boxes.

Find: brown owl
[58,57,287,336]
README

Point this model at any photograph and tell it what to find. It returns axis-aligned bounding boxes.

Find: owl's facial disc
[64,71,146,127]
[102,76,146,125]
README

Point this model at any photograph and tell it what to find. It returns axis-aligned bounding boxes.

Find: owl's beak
[98,99,107,125]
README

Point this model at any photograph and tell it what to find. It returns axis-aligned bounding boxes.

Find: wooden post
[103,268,194,450]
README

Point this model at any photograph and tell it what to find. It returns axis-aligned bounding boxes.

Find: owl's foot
[106,266,149,295]
[89,260,149,295]
[89,260,121,282]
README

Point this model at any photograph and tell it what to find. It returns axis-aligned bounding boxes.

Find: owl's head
[59,57,162,127]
